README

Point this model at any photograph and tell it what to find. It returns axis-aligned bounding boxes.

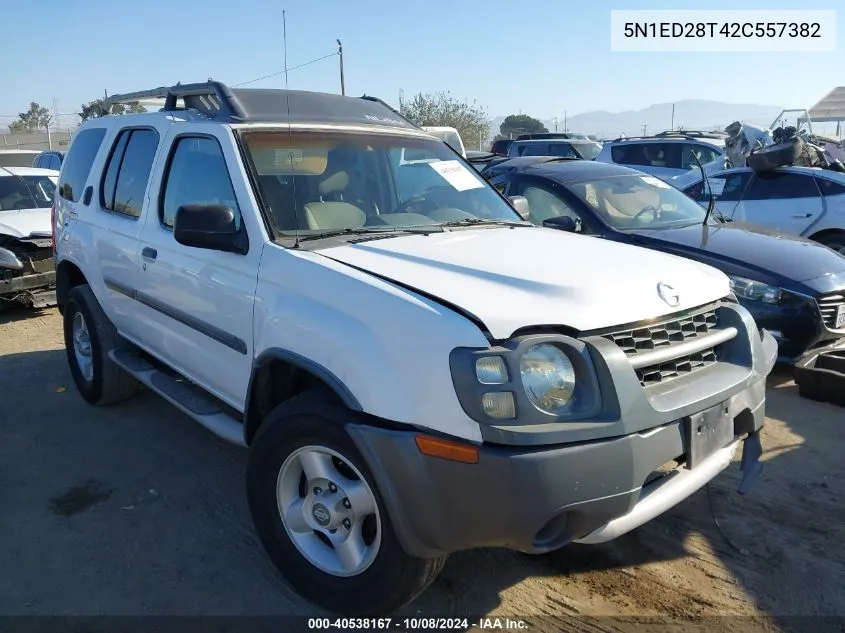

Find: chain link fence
[0,131,74,152]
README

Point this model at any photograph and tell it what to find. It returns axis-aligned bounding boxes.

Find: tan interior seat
[302,170,366,230]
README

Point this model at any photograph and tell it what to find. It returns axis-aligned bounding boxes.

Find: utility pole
[642,124,648,136]
[337,39,345,96]
[671,103,675,131]
[553,117,558,132]
[564,111,567,133]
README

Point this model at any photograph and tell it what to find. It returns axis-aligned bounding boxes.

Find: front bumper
[741,296,844,362]
[348,310,777,559]
[0,271,57,306]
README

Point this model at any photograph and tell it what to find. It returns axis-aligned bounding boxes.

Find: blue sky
[1,0,842,127]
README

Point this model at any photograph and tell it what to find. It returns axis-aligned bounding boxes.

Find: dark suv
[32,151,65,171]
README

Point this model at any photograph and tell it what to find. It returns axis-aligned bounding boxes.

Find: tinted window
[515,181,582,226]
[59,128,107,202]
[610,142,682,169]
[520,143,551,157]
[100,131,131,210]
[161,136,241,230]
[50,154,61,170]
[680,144,721,170]
[112,130,159,217]
[816,177,845,197]
[744,173,819,201]
[684,171,751,203]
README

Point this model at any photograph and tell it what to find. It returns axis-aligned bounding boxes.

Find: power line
[233,51,339,87]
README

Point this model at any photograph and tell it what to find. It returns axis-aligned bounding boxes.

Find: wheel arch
[244,347,362,445]
[55,258,89,315]
[807,227,845,243]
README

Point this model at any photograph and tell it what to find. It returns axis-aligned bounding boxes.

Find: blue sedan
[484,159,845,362]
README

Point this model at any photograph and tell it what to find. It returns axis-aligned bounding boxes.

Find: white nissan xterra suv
[53,82,777,616]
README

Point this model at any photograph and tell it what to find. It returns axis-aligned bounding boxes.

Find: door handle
[791,213,814,218]
[141,247,158,260]
[82,186,93,206]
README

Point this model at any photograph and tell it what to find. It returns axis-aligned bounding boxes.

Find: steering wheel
[633,206,660,223]
[391,196,438,214]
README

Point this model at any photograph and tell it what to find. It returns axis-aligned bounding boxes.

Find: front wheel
[816,232,845,256]
[246,391,447,615]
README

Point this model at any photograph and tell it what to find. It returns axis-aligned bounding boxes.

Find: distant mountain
[489,99,784,141]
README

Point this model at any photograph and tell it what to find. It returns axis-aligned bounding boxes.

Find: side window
[50,155,61,170]
[58,128,107,202]
[680,144,721,170]
[521,143,549,157]
[99,128,159,218]
[161,136,241,231]
[684,172,751,203]
[513,180,581,227]
[611,143,647,166]
[548,143,578,158]
[744,173,820,201]
[816,178,845,197]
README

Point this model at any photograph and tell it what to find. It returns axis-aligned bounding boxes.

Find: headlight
[0,247,23,271]
[728,276,781,305]
[519,343,576,414]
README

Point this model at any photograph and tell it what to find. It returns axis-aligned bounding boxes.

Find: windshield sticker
[429,160,485,192]
[640,175,670,189]
[705,178,726,197]
[273,149,303,167]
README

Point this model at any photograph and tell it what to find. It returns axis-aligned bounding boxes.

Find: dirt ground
[1,307,844,631]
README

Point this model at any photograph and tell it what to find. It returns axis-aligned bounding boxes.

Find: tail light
[51,201,57,252]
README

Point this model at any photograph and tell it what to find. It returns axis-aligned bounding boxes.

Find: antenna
[282,9,300,248]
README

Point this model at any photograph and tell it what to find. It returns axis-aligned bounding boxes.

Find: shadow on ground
[1,345,843,630]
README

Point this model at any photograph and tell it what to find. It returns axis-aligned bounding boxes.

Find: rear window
[0,175,56,210]
[59,128,108,202]
[610,142,682,169]
[816,177,845,197]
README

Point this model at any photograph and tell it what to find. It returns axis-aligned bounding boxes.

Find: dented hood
[0,207,52,239]
[319,227,731,339]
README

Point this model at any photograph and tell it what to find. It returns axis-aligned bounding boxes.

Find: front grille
[817,292,845,331]
[602,309,718,355]
[602,306,732,387]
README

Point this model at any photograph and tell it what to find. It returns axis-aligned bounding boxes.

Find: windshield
[0,153,38,168]
[0,175,57,211]
[241,130,522,238]
[564,174,708,229]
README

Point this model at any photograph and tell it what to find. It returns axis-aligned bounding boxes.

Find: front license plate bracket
[684,402,733,470]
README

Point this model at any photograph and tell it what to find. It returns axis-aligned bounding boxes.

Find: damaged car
[0,166,58,310]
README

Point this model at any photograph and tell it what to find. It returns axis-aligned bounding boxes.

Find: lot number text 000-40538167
[610,9,836,52]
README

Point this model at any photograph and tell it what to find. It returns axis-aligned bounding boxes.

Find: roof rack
[98,81,420,129]
[654,130,728,139]
[611,131,726,143]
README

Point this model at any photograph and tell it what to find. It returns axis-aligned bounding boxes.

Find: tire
[815,232,845,256]
[63,284,138,406]
[747,136,804,173]
[246,390,447,615]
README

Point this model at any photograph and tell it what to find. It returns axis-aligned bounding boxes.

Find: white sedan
[673,166,845,254]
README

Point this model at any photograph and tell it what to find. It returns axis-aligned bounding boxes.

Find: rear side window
[611,142,682,169]
[50,154,61,170]
[59,128,107,202]
[684,171,752,203]
[99,128,159,218]
[160,136,241,231]
[816,178,845,197]
[744,173,819,201]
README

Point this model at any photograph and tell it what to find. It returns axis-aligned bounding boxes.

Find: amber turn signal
[414,434,480,464]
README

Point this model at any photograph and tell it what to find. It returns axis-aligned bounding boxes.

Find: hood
[628,222,845,284]
[0,207,52,238]
[319,227,730,340]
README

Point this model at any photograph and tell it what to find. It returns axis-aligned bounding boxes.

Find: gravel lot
[2,307,844,630]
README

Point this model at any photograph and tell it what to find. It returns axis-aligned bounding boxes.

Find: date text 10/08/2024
[307,617,530,630]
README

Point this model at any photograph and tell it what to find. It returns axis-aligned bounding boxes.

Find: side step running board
[109,348,246,447]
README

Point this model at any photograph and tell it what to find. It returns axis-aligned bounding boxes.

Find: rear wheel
[63,285,138,405]
[247,390,447,615]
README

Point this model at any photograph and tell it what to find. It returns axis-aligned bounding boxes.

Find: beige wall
[1,131,74,153]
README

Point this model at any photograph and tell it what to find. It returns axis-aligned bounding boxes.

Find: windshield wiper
[439,218,532,228]
[294,225,442,243]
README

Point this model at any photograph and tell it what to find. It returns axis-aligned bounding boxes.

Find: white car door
[132,125,265,410]
[733,171,823,235]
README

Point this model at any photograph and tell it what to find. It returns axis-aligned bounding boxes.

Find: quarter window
[744,173,819,201]
[161,136,241,231]
[816,178,845,197]
[58,128,106,202]
[99,128,159,218]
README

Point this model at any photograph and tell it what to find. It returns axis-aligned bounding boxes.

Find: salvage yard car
[596,132,726,181]
[675,165,845,255]
[54,81,776,616]
[486,159,845,361]
[0,166,59,309]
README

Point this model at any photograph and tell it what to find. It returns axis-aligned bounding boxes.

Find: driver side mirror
[507,195,530,220]
[174,204,248,255]
[543,215,579,232]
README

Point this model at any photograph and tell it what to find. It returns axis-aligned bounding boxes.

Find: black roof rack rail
[98,81,419,130]
[611,131,727,143]
[654,130,727,139]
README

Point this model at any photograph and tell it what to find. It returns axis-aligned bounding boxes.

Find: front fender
[251,246,489,443]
